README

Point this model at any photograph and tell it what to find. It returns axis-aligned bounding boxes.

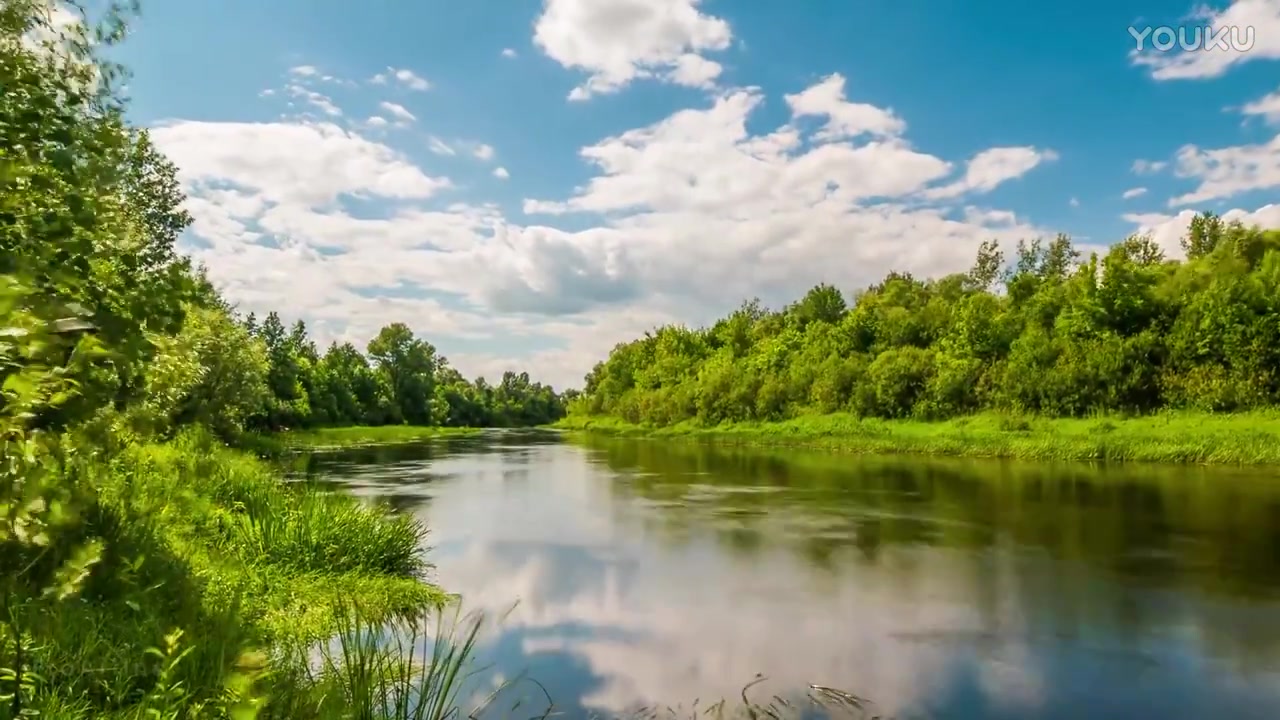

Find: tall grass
[261,603,493,720]
[1,427,442,719]
[556,410,1280,465]
[222,489,426,576]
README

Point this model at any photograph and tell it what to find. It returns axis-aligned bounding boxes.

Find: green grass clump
[267,603,492,720]
[555,409,1280,465]
[224,491,425,575]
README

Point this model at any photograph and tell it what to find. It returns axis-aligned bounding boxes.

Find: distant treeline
[570,215,1280,424]
[231,311,570,432]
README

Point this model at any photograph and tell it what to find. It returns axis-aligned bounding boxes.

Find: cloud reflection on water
[305,434,1280,719]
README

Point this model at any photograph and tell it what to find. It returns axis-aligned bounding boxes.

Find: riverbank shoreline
[554,411,1280,465]
[263,424,483,451]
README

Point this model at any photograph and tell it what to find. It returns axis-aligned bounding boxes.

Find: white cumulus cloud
[428,136,456,156]
[784,73,905,140]
[1168,134,1280,206]
[379,101,416,125]
[924,147,1059,200]
[1130,0,1280,80]
[534,0,732,99]
[371,66,431,91]
[1132,159,1168,175]
[1242,84,1280,124]
[284,83,342,117]
[151,120,449,206]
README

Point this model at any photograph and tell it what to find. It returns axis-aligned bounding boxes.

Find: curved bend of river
[293,428,1280,720]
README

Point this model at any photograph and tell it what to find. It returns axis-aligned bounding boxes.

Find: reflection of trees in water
[591,438,1280,590]
[295,428,564,476]
[579,436,1280,669]
[504,468,531,484]
[720,524,764,558]
[383,493,430,515]
[289,430,563,505]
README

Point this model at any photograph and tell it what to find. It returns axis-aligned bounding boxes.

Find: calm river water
[295,429,1280,719]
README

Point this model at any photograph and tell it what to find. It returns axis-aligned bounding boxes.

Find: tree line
[235,310,568,432]
[571,217,1280,425]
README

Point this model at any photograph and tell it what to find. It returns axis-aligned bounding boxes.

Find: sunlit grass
[267,425,482,450]
[555,410,1280,465]
[2,428,444,718]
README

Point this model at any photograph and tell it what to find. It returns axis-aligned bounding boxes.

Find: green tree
[367,322,438,425]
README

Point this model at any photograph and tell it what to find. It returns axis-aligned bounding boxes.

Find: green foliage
[2,2,198,428]
[241,313,568,433]
[129,303,271,438]
[572,216,1280,426]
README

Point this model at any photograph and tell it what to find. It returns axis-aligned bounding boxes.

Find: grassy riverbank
[269,424,482,450]
[4,428,452,718]
[555,411,1280,465]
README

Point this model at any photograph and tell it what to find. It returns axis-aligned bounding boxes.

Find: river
[294,429,1280,720]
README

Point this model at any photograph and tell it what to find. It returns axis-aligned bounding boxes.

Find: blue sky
[106,0,1280,388]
